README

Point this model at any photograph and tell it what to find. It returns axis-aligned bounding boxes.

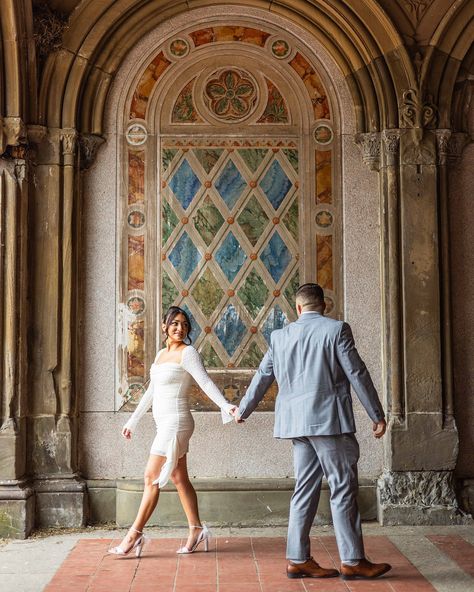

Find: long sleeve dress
[123,345,235,488]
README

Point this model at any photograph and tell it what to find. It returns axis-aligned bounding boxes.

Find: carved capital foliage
[378,470,458,509]
[60,129,78,156]
[355,132,380,171]
[79,134,105,170]
[382,130,401,165]
[400,89,437,129]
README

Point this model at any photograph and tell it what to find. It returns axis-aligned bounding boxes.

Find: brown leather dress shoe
[287,557,339,579]
[340,558,392,579]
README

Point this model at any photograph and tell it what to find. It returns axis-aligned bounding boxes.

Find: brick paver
[43,535,470,591]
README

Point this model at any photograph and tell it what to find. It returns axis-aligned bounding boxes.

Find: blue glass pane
[215,304,247,356]
[215,232,246,282]
[260,231,291,283]
[181,304,201,341]
[215,160,246,209]
[169,159,201,210]
[262,305,288,344]
[259,160,292,210]
[168,232,201,282]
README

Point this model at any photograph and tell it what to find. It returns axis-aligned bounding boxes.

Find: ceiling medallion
[204,68,258,122]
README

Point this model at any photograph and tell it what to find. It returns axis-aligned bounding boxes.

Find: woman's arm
[122,375,155,434]
[182,347,236,417]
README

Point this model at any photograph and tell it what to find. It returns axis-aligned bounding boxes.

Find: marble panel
[316,233,333,290]
[130,51,171,119]
[169,158,201,210]
[259,159,292,210]
[215,304,247,356]
[192,267,224,318]
[162,148,177,172]
[282,148,298,172]
[161,270,179,315]
[127,319,145,378]
[215,231,246,282]
[260,231,291,283]
[194,148,223,174]
[237,148,268,173]
[284,269,300,309]
[238,341,264,367]
[181,303,201,341]
[127,235,144,290]
[215,159,247,209]
[237,194,270,246]
[190,26,270,47]
[289,52,330,120]
[162,199,179,246]
[168,231,201,282]
[238,269,269,319]
[192,195,224,246]
[316,150,332,204]
[128,151,145,205]
[283,198,298,242]
[262,305,289,344]
[172,78,202,122]
[200,341,224,367]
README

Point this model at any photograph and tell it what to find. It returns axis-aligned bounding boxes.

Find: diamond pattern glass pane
[238,148,268,173]
[200,341,224,367]
[192,267,224,317]
[260,231,291,283]
[192,195,224,246]
[238,341,264,367]
[181,303,201,340]
[161,270,179,315]
[169,159,201,210]
[194,148,223,174]
[237,195,269,246]
[282,149,298,173]
[262,304,288,344]
[215,304,247,356]
[215,232,246,282]
[283,199,298,243]
[215,160,247,209]
[168,231,201,281]
[162,148,177,171]
[238,269,269,319]
[162,200,179,246]
[259,160,292,210]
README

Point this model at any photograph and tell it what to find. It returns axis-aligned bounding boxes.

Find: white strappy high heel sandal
[176,524,211,554]
[108,527,145,557]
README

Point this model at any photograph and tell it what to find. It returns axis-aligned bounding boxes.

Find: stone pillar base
[0,480,35,538]
[377,470,473,525]
[34,476,88,529]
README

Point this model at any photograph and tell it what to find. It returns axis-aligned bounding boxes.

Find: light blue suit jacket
[238,312,385,438]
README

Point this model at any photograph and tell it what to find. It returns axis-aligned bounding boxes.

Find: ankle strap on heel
[189,525,203,529]
[131,527,143,534]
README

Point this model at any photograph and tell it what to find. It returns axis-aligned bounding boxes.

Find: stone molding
[399,88,437,129]
[435,129,451,165]
[355,132,381,170]
[382,129,401,166]
[0,117,27,155]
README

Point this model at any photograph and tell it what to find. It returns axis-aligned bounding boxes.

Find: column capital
[382,129,401,165]
[79,133,105,170]
[355,132,380,171]
[60,128,78,156]
[435,129,451,165]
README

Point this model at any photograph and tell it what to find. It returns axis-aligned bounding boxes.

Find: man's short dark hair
[295,283,325,308]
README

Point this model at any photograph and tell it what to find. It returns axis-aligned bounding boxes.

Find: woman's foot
[184,525,202,550]
[111,527,143,555]
[177,524,210,554]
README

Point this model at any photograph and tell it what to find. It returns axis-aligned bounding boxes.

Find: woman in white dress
[109,306,236,557]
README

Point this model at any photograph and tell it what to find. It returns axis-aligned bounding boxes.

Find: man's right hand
[230,408,245,423]
[122,426,132,439]
[373,419,386,438]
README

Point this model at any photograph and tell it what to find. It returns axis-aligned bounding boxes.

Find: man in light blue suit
[236,284,391,580]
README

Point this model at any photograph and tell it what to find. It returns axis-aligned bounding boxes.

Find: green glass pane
[238,269,269,319]
[162,149,177,171]
[283,199,299,243]
[192,267,224,317]
[282,149,298,173]
[237,148,268,173]
[237,195,269,246]
[284,270,300,309]
[193,195,225,246]
[239,341,264,367]
[200,341,224,367]
[194,149,224,174]
[162,270,179,316]
[162,200,179,246]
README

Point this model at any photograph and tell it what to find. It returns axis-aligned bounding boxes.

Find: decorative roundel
[203,68,258,122]
[127,209,145,229]
[126,123,148,146]
[315,210,333,229]
[271,39,291,59]
[169,38,190,58]
[313,123,333,145]
[127,295,146,316]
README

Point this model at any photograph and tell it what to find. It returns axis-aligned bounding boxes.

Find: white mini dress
[123,346,234,488]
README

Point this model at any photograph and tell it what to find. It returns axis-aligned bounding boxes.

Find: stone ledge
[86,478,377,527]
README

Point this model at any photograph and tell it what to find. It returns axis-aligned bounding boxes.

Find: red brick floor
[44,535,442,592]
[427,535,474,579]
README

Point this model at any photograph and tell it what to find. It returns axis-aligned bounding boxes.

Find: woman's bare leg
[171,455,202,549]
[117,454,166,551]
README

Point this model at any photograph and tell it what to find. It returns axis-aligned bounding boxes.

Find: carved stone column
[28,127,86,529]
[0,120,34,538]
[374,89,464,524]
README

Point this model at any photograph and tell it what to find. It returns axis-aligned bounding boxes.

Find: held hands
[229,407,245,423]
[372,419,386,439]
[121,426,132,440]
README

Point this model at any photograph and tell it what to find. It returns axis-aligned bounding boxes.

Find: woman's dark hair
[163,306,192,344]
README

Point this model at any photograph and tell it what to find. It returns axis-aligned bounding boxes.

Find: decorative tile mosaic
[316,234,333,290]
[172,79,202,123]
[237,194,270,246]
[238,341,264,367]
[161,270,179,315]
[128,235,144,290]
[130,51,171,119]
[238,269,269,319]
[169,159,202,210]
[192,267,224,317]
[192,195,225,246]
[204,68,258,121]
[215,159,247,209]
[237,148,268,173]
[259,160,292,210]
[262,304,289,344]
[283,198,299,243]
[290,52,330,120]
[215,304,247,356]
[200,341,224,367]
[162,200,179,246]
[215,232,246,282]
[260,231,292,283]
[194,148,223,174]
[316,150,332,203]
[257,79,289,123]
[284,269,300,309]
[168,231,202,282]
[190,26,270,47]
[128,152,145,205]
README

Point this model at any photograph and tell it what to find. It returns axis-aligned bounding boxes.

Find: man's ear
[296,303,303,316]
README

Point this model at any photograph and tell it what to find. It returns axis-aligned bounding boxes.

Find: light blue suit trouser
[286,433,365,563]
